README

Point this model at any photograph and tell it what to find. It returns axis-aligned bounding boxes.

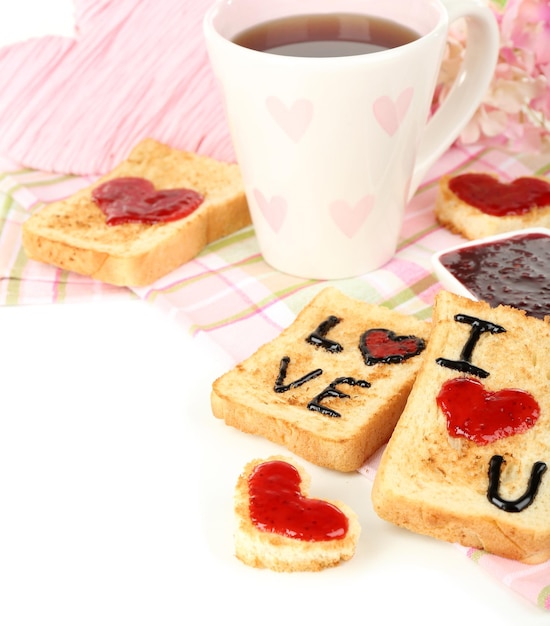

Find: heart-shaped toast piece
[437,377,540,445]
[234,457,360,571]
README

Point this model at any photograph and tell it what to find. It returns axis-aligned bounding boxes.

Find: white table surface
[0,3,548,624]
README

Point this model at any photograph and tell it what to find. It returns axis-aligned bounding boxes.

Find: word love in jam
[274,315,426,418]
[435,312,547,513]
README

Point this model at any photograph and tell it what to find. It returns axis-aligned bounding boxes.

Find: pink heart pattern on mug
[329,195,375,238]
[266,96,314,143]
[373,87,414,137]
[253,189,288,233]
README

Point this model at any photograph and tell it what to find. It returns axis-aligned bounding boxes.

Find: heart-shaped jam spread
[248,460,348,541]
[359,328,425,365]
[92,176,204,225]
[449,173,550,217]
[436,377,540,445]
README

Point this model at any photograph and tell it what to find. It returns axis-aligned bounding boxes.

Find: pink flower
[434,0,550,151]
[501,0,550,66]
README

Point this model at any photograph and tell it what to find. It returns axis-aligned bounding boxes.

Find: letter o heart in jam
[92,176,204,225]
[449,173,550,216]
[436,377,540,445]
[248,460,348,541]
[359,328,426,365]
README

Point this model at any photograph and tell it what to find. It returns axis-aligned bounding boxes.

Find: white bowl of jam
[431,227,550,320]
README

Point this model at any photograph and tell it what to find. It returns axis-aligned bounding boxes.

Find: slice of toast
[372,290,550,564]
[22,138,250,286]
[435,172,550,240]
[211,287,430,472]
[234,456,360,572]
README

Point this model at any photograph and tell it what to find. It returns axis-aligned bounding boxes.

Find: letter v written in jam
[273,356,323,393]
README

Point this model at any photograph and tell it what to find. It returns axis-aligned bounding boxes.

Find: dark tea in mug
[232,13,420,57]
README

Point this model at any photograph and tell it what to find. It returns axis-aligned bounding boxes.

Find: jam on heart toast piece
[211,287,430,472]
[22,138,250,286]
[435,171,550,240]
[372,290,550,564]
[234,456,360,572]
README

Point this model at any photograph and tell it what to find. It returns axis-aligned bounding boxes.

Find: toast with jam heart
[435,171,550,240]
[234,456,360,572]
[22,138,250,286]
[211,287,430,472]
[372,290,550,564]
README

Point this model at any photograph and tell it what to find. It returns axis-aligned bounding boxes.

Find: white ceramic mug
[203,0,499,279]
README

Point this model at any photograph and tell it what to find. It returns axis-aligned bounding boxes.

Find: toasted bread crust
[22,139,250,286]
[435,173,550,240]
[234,456,360,572]
[372,291,550,564]
[211,287,430,472]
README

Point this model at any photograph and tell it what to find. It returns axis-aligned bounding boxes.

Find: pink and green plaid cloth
[1,143,550,610]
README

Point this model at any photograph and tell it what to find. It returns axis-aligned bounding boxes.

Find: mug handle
[409,0,499,197]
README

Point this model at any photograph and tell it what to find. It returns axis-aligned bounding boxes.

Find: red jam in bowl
[438,232,550,319]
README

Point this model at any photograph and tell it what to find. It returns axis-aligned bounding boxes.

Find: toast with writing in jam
[372,290,550,564]
[211,287,430,472]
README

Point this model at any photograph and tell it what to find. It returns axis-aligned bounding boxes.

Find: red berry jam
[439,232,550,319]
[449,173,550,216]
[359,328,425,365]
[92,177,204,225]
[248,460,348,541]
[436,377,540,445]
